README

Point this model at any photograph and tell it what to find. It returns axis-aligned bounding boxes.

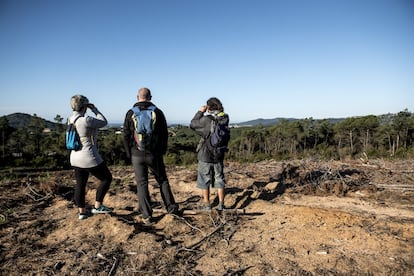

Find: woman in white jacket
[69,95,113,220]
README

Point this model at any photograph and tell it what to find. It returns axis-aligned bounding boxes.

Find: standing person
[68,95,113,220]
[123,87,178,225]
[190,97,230,211]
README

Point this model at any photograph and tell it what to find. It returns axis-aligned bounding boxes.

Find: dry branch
[373,183,414,191]
[108,257,118,276]
[177,223,226,252]
[172,214,205,235]
[25,183,53,201]
[180,208,245,215]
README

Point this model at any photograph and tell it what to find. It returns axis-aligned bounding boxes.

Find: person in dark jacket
[123,87,178,225]
[190,97,230,211]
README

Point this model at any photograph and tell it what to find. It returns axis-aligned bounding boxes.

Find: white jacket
[69,109,107,168]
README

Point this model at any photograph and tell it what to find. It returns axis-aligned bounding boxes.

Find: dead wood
[177,222,226,252]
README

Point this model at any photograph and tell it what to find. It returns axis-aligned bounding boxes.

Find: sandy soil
[1,158,413,275]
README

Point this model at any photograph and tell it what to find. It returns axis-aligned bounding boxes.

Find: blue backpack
[65,116,82,151]
[131,105,157,151]
[206,112,230,160]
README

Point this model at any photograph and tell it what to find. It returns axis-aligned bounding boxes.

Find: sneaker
[78,213,89,220]
[142,217,154,226]
[91,205,113,214]
[217,203,225,211]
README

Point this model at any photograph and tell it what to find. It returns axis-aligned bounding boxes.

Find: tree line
[0,110,413,169]
[229,110,414,162]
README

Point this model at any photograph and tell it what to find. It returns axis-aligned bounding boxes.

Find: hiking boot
[91,205,113,214]
[142,216,154,226]
[167,206,180,215]
[78,213,89,220]
[217,203,225,211]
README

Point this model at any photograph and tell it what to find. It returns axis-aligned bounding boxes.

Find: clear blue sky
[1,0,413,124]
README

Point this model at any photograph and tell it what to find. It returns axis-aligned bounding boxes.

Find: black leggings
[73,162,112,208]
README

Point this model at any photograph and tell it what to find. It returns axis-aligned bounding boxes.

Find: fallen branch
[108,257,118,276]
[172,214,205,235]
[180,208,245,215]
[373,183,414,191]
[25,192,37,201]
[25,183,53,201]
[177,223,225,252]
[26,183,44,198]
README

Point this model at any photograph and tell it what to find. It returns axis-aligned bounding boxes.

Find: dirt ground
[1,158,414,275]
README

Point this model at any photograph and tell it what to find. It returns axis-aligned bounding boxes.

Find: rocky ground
[1,158,414,275]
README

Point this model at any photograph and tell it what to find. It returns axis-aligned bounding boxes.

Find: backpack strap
[210,117,216,134]
[73,116,87,143]
[73,115,81,125]
[68,115,81,131]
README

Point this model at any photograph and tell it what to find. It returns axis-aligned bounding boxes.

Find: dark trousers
[132,153,177,218]
[73,162,112,208]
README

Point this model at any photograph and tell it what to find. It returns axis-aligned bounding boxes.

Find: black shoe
[78,213,90,220]
[168,206,180,215]
[142,217,154,226]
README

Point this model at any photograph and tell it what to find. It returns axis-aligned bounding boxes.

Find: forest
[0,109,413,170]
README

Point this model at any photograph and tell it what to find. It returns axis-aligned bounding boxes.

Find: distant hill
[4,113,60,130]
[1,113,347,129]
[235,117,344,126]
[236,118,296,126]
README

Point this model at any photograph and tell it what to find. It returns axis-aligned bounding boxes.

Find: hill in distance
[4,113,60,130]
[236,117,294,126]
[3,112,346,129]
[235,117,344,126]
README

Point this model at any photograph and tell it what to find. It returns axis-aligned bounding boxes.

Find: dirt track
[1,159,414,275]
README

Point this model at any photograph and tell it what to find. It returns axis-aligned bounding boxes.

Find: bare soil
[1,158,414,275]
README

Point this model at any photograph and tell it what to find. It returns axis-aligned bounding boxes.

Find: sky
[1,0,413,125]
